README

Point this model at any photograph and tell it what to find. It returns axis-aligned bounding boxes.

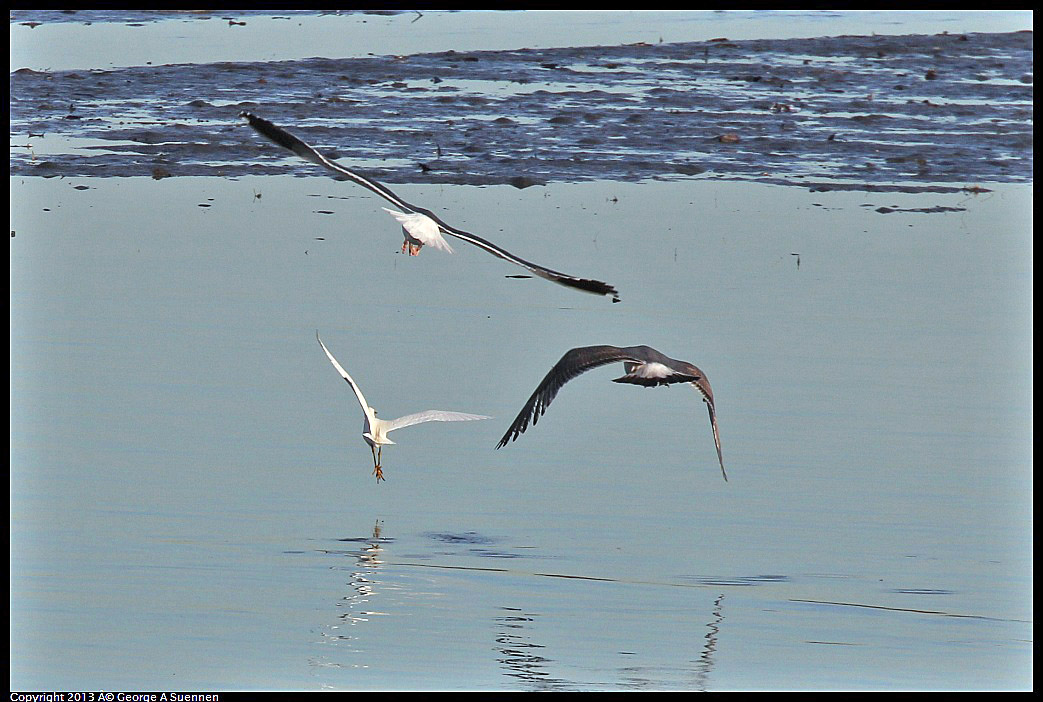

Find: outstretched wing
[496,345,642,448]
[496,344,728,482]
[383,410,491,434]
[617,354,727,482]
[316,332,375,426]
[242,112,619,301]
[688,377,727,482]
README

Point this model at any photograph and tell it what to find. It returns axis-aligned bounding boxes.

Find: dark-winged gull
[495,345,727,481]
[242,112,619,301]
[317,332,490,482]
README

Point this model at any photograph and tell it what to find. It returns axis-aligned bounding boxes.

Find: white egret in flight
[496,345,727,481]
[242,112,619,301]
[317,332,490,482]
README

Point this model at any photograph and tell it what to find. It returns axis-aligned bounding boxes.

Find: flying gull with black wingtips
[496,345,726,481]
[241,112,619,301]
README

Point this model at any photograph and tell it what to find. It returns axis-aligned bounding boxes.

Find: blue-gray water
[9,11,1033,692]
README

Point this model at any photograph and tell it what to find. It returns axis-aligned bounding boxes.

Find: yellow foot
[373,465,385,483]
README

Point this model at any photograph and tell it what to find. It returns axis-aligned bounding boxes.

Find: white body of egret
[317,333,490,482]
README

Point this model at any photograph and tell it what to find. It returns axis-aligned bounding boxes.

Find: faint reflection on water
[682,573,790,587]
[309,519,736,690]
[494,607,573,691]
[424,531,495,545]
[422,531,544,560]
[318,520,390,650]
[692,594,726,692]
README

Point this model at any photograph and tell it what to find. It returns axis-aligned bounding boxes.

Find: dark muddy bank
[10,30,1032,192]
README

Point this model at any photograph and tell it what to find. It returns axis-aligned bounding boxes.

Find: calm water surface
[10,175,1031,690]
[9,9,1033,692]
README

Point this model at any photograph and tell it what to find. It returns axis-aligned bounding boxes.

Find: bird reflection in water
[318,520,391,647]
[494,607,572,691]
[494,591,726,691]
[692,594,725,692]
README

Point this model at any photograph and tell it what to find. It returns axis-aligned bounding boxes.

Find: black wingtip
[240,110,262,128]
[241,111,309,155]
[560,276,620,301]
[496,425,525,449]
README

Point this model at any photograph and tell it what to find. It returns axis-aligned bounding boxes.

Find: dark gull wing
[616,354,727,481]
[496,345,644,448]
[702,394,727,482]
[676,371,727,482]
[499,344,728,482]
[241,112,619,301]
[242,111,413,211]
